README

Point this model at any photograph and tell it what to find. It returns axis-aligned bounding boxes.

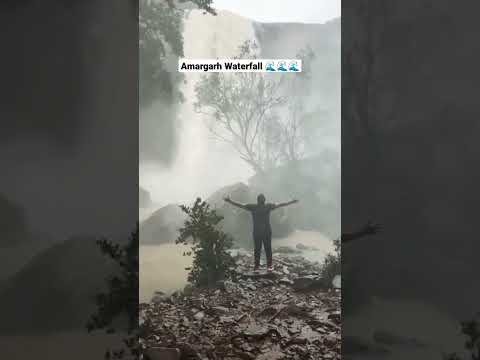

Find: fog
[140,10,256,204]
[139,9,340,207]
[0,1,137,357]
[213,0,340,24]
[139,8,341,302]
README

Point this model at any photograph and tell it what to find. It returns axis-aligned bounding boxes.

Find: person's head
[257,193,266,205]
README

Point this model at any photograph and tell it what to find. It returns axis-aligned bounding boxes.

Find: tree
[194,41,316,175]
[176,198,235,287]
[87,225,141,360]
[139,0,215,107]
[194,41,285,174]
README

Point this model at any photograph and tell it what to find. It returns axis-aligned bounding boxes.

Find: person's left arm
[272,199,299,210]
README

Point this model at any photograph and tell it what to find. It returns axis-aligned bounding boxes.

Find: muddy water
[139,230,336,302]
[140,243,192,303]
[273,230,335,263]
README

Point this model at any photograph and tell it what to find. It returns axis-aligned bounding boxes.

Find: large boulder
[140,204,187,245]
[139,186,152,208]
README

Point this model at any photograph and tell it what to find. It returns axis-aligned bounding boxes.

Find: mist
[139,7,341,304]
[0,0,138,358]
[0,1,137,243]
[139,9,340,209]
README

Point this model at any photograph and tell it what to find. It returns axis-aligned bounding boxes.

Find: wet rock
[193,311,205,321]
[212,306,230,314]
[144,347,181,360]
[220,316,235,323]
[279,277,293,286]
[141,251,340,360]
[242,324,270,337]
[273,246,300,254]
[256,350,286,360]
[295,243,309,250]
[241,271,277,280]
[332,274,341,289]
[151,291,169,304]
[328,311,341,324]
[292,275,327,292]
[295,243,320,251]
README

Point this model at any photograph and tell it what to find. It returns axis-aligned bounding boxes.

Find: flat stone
[256,350,286,360]
[194,311,205,320]
[279,277,293,285]
[144,347,181,360]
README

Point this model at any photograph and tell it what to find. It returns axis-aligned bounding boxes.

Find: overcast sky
[213,0,340,24]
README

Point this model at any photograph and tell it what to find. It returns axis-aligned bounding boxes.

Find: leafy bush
[87,225,140,359]
[176,198,235,287]
[444,315,480,360]
[320,237,340,286]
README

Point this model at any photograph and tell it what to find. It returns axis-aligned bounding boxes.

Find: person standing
[224,194,298,271]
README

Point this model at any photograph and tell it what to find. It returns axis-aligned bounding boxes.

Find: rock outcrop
[139,186,152,208]
[140,204,187,245]
[140,250,340,359]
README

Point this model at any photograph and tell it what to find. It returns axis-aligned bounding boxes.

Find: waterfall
[140,10,258,205]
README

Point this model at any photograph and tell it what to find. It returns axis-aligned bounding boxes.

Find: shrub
[87,224,141,359]
[444,315,480,360]
[320,237,340,286]
[176,198,235,287]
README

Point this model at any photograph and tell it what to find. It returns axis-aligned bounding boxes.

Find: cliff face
[342,0,480,318]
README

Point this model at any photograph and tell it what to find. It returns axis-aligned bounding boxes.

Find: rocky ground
[140,250,340,360]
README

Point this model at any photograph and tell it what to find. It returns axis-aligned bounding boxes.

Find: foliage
[320,237,340,286]
[444,315,480,360]
[176,198,235,286]
[194,40,316,174]
[139,0,215,107]
[87,225,141,360]
[139,0,183,107]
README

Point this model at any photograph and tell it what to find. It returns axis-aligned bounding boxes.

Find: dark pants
[253,231,272,268]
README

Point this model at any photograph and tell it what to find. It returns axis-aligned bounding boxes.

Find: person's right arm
[224,196,249,210]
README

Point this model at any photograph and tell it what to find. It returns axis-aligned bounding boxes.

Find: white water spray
[140,10,258,205]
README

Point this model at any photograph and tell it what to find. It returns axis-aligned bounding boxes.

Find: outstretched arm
[342,221,381,244]
[273,199,299,210]
[224,196,248,210]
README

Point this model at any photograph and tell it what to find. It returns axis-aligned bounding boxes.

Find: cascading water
[140,10,257,206]
[139,9,341,301]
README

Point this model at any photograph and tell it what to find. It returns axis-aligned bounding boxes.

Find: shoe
[267,265,273,272]
[254,266,260,272]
